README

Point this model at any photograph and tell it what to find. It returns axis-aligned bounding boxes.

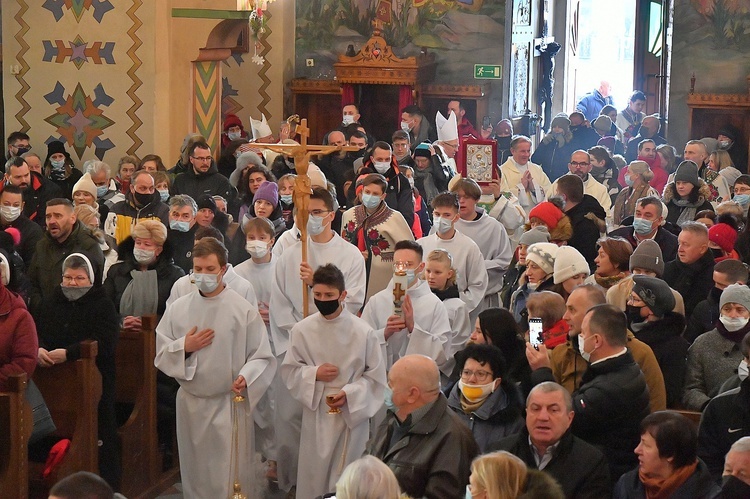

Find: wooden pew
[675,409,702,428]
[116,315,159,498]
[0,373,29,499]
[28,340,101,498]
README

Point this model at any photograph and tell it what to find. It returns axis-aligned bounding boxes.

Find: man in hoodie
[172,141,237,207]
[104,170,169,245]
[555,174,606,271]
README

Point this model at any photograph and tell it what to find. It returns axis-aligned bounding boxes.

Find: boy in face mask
[280,264,386,499]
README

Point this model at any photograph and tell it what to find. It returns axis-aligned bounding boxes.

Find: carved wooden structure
[29,341,101,498]
[0,373,29,499]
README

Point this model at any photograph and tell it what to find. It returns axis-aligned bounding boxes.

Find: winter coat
[446,383,524,453]
[0,213,43,269]
[492,428,611,499]
[631,312,688,408]
[0,287,37,391]
[167,224,199,274]
[612,183,660,226]
[682,327,746,410]
[613,459,720,499]
[662,181,714,231]
[531,137,575,181]
[49,167,83,201]
[103,237,185,317]
[577,89,614,121]
[625,134,667,163]
[608,225,679,263]
[663,250,715,317]
[171,162,237,206]
[367,394,479,499]
[104,190,170,245]
[564,195,606,272]
[361,158,415,231]
[532,350,650,480]
[606,275,685,316]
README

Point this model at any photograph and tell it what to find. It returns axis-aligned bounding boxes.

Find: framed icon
[461,138,498,185]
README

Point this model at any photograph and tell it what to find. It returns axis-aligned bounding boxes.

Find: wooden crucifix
[252,119,359,316]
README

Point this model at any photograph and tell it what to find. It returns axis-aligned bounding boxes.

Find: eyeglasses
[62,275,89,284]
[191,156,212,162]
[460,369,493,382]
[569,161,590,168]
[309,209,330,217]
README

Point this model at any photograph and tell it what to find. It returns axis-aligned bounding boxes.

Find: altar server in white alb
[165,226,257,308]
[154,237,275,498]
[281,264,386,499]
[361,240,452,376]
[449,177,512,317]
[417,192,488,315]
[269,186,367,493]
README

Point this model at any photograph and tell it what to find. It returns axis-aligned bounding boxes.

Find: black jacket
[171,162,237,205]
[613,459,720,499]
[531,138,575,181]
[492,428,611,499]
[684,288,721,344]
[367,394,479,499]
[609,225,679,263]
[532,351,650,481]
[663,251,715,319]
[698,378,750,481]
[0,171,63,227]
[1,214,43,269]
[631,312,689,408]
[166,224,199,274]
[362,158,415,230]
[103,237,185,316]
[565,194,606,272]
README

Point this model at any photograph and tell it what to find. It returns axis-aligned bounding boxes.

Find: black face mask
[626,304,646,326]
[134,191,153,207]
[722,475,750,496]
[347,149,366,161]
[710,286,723,303]
[711,248,725,259]
[314,297,341,317]
[14,146,30,156]
[497,136,512,150]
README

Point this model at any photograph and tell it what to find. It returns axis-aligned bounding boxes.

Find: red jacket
[0,286,37,391]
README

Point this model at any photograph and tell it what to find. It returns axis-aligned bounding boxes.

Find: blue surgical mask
[361,193,381,210]
[734,194,750,207]
[632,217,654,235]
[158,189,170,202]
[307,214,326,236]
[170,220,190,232]
[280,194,293,205]
[625,176,635,187]
[51,159,65,170]
[465,485,473,499]
[406,269,417,287]
[384,386,397,412]
[96,185,108,198]
[227,131,241,142]
[433,216,453,235]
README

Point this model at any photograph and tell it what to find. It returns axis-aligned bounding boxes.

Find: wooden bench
[0,373,29,499]
[116,315,159,498]
[675,409,702,428]
[29,340,101,498]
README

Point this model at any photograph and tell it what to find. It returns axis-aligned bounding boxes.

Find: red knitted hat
[528,202,565,231]
[223,114,243,131]
[709,223,737,254]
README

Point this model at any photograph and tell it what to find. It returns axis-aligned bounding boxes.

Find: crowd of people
[2,90,750,499]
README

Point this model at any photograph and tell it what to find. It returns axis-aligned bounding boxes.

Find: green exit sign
[474,64,502,79]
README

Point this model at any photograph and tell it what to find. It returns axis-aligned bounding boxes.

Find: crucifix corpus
[252,119,359,316]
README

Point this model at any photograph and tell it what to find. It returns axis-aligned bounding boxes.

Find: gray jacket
[682,329,743,410]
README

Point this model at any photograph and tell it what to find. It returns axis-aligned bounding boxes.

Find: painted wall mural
[295,0,505,88]
[669,0,750,148]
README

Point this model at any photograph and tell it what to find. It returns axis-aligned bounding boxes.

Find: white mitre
[250,113,273,141]
[436,110,458,142]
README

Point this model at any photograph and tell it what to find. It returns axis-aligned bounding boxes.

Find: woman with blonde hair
[613,160,660,225]
[468,451,565,499]
[334,455,402,499]
[711,149,743,187]
[656,143,677,175]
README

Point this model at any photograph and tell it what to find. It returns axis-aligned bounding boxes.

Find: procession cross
[252,119,359,316]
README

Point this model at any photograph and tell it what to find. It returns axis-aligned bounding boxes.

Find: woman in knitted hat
[612,160,659,225]
[590,236,633,289]
[499,226,550,309]
[72,172,99,211]
[237,165,276,222]
[220,114,247,149]
[43,140,82,200]
[663,161,714,229]
[527,199,573,244]
[531,114,575,180]
[510,242,558,329]
[627,275,689,407]
[243,180,286,239]
[708,215,740,262]
[550,245,590,302]
[684,283,750,411]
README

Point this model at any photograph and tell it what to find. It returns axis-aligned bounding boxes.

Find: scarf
[673,196,706,227]
[543,319,570,349]
[349,202,391,253]
[614,182,654,225]
[413,167,439,202]
[119,269,159,317]
[431,284,459,301]
[459,392,486,415]
[594,271,629,290]
[716,319,750,344]
[639,461,697,499]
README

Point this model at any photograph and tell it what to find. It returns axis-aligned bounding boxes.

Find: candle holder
[392,262,409,318]
[228,394,247,498]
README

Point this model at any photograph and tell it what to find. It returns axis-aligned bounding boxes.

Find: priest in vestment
[154,238,275,498]
[281,264,386,499]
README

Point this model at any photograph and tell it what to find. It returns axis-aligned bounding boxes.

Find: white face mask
[401,121,411,133]
[245,240,269,259]
[227,131,241,141]
[342,114,355,126]
[458,379,496,403]
[307,214,326,236]
[373,160,391,174]
[433,216,453,235]
[407,177,415,189]
[740,360,749,381]
[720,315,749,332]
[0,205,21,223]
[133,248,156,265]
[527,282,540,291]
[193,272,221,294]
[578,334,594,362]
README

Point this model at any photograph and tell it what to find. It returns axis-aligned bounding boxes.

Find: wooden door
[633,0,673,123]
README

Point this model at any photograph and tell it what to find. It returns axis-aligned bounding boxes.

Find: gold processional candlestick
[229,394,247,499]
[392,262,409,318]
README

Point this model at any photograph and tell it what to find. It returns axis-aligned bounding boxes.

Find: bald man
[576,80,614,122]
[319,129,354,208]
[367,355,478,499]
